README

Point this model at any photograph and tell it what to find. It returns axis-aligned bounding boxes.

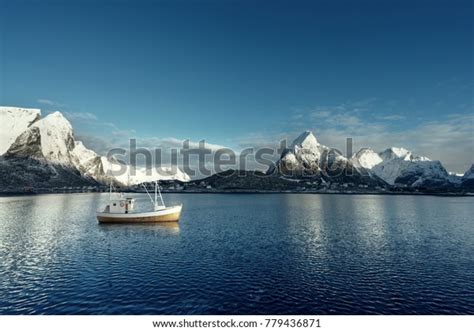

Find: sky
[1,0,473,173]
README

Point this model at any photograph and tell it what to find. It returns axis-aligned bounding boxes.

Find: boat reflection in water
[98,221,181,235]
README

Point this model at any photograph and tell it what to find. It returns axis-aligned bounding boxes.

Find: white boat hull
[97,205,182,223]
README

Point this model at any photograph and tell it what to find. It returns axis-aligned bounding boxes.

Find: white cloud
[64,111,98,121]
[377,115,405,121]
[37,99,67,108]
[351,97,378,108]
[112,129,137,137]
[310,110,331,118]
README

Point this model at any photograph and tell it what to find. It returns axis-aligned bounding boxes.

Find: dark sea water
[0,193,473,314]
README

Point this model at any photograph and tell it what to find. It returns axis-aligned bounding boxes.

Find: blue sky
[1,0,473,172]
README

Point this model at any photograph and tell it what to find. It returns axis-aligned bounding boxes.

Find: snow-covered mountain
[271,131,324,176]
[32,111,77,164]
[72,141,190,185]
[269,131,385,187]
[351,148,383,170]
[0,108,469,192]
[0,107,41,155]
[351,146,451,188]
[6,111,78,164]
[268,130,465,191]
[78,153,190,185]
[0,107,190,188]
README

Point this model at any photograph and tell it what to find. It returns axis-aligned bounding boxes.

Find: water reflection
[281,194,328,258]
[98,221,180,235]
[350,195,388,252]
[0,193,473,314]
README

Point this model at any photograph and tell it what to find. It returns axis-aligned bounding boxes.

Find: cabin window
[113,203,116,206]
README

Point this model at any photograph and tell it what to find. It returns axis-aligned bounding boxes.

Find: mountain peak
[353,148,382,169]
[389,147,410,157]
[380,147,430,162]
[380,147,412,161]
[356,147,376,156]
[290,131,319,150]
[30,111,75,164]
[42,111,72,127]
[49,111,66,118]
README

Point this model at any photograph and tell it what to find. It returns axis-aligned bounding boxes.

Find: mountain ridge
[0,106,472,193]
[0,107,190,189]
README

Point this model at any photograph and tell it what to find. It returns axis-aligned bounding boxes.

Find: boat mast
[154,180,158,209]
[156,180,165,208]
[141,182,166,211]
[109,182,112,201]
[142,183,155,208]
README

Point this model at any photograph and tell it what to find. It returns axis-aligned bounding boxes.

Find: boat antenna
[109,181,120,199]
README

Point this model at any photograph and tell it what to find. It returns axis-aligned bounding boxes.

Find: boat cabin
[104,197,135,214]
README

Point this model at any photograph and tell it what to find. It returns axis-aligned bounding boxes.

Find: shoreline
[1,190,472,197]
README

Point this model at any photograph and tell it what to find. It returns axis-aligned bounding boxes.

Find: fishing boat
[96,182,182,223]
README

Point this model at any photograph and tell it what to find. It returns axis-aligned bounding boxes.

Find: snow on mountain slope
[72,146,191,185]
[290,130,320,151]
[72,141,99,167]
[269,131,385,187]
[6,111,80,166]
[5,126,44,159]
[96,156,190,185]
[3,108,190,185]
[379,147,411,161]
[70,141,106,183]
[396,160,449,187]
[127,166,191,184]
[271,131,326,175]
[379,147,430,162]
[353,146,449,186]
[351,148,382,169]
[272,130,361,177]
[0,107,41,155]
[31,111,77,165]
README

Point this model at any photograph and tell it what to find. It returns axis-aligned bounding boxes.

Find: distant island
[0,106,473,195]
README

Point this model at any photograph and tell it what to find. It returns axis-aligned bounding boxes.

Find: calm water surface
[0,193,473,314]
